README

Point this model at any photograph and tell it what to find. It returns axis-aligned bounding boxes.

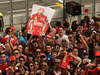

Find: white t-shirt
[60,34,69,43]
[56,34,70,47]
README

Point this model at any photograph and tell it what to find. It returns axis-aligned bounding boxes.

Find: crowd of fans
[0,16,100,75]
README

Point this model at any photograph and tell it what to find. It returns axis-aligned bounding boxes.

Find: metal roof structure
[0,0,99,25]
[0,0,59,15]
[0,0,99,15]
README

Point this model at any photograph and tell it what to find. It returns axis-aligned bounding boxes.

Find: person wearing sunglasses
[29,63,35,75]
[6,56,17,75]
[14,65,29,75]
[16,56,28,71]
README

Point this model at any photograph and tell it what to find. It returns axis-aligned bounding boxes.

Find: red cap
[10,26,16,31]
[11,40,17,45]
[40,53,46,56]
[1,37,9,43]
[47,33,53,38]
[10,56,16,61]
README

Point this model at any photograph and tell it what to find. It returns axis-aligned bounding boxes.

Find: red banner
[27,14,49,36]
[26,5,55,36]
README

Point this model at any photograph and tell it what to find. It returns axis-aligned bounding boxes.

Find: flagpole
[9,0,13,26]
[25,0,29,21]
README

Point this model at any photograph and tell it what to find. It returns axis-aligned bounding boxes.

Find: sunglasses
[14,52,19,54]
[69,36,72,38]
[30,64,34,67]
[42,65,47,67]
[36,51,41,53]
[35,63,39,65]
[40,56,46,58]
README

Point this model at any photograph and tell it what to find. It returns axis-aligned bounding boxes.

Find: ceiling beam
[6,5,59,15]
[0,0,43,4]
[0,0,25,4]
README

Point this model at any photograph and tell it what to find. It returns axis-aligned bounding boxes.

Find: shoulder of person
[62,34,69,38]
[76,56,82,61]
[25,71,29,74]
[16,63,20,67]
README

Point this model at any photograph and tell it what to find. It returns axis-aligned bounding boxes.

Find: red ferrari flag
[26,4,55,36]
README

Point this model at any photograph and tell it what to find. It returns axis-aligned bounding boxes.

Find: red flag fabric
[26,5,55,36]
[26,4,56,36]
[26,13,49,36]
[84,9,89,13]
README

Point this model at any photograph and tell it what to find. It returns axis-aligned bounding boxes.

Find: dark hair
[63,20,69,28]
[21,27,26,32]
[0,51,6,55]
[82,52,88,56]
[5,27,11,34]
[27,52,33,57]
[84,16,90,23]
[62,40,67,42]
[79,19,85,26]
[54,44,60,48]
[67,48,72,52]
[19,56,25,60]
[71,21,78,32]
[32,40,38,43]
[84,30,91,37]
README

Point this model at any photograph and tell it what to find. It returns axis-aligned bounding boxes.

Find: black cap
[67,48,72,52]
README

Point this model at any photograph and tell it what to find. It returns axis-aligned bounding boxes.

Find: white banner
[31,4,55,23]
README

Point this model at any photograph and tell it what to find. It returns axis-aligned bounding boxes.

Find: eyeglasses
[42,65,47,67]
[40,56,46,58]
[14,52,19,54]
[36,51,41,53]
[35,63,39,65]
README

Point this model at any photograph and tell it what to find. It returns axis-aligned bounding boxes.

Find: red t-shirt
[0,62,9,71]
[60,56,73,68]
[27,13,48,36]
